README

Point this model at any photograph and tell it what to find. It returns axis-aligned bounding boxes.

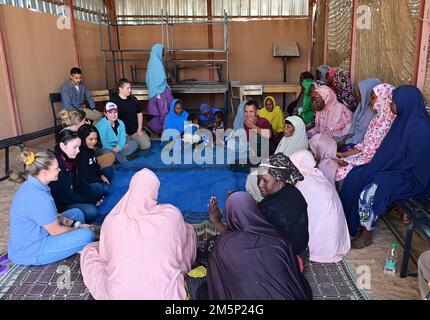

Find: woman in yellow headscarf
[258,96,284,147]
[259,96,284,133]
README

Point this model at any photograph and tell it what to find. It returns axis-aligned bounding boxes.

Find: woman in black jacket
[49,130,103,224]
[76,124,112,198]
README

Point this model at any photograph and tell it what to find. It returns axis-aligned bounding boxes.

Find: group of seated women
[7,63,430,300]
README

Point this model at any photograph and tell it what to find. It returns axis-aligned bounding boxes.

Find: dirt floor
[0,140,428,300]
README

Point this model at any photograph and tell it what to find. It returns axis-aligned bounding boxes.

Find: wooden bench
[384,198,430,278]
[132,88,148,101]
[91,90,110,103]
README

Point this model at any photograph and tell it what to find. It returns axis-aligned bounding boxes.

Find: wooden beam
[307,0,314,71]
[0,6,21,136]
[67,0,81,67]
[349,0,359,85]
[413,0,430,91]
[417,1,430,90]
[207,0,215,106]
[104,0,122,82]
[207,0,215,81]
[323,0,329,65]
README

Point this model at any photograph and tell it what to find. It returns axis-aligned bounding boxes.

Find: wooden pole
[413,0,430,91]
[323,0,329,65]
[67,0,81,67]
[307,0,314,71]
[0,6,21,135]
[349,0,359,85]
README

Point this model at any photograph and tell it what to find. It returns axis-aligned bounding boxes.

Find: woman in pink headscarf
[80,168,197,300]
[307,85,353,141]
[309,133,339,186]
[290,150,350,263]
[336,83,396,182]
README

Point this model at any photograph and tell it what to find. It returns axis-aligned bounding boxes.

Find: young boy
[183,113,201,145]
[212,111,225,145]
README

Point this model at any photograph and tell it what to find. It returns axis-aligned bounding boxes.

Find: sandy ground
[0,140,427,300]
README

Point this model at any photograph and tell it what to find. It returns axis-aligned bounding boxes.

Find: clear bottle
[384,242,398,276]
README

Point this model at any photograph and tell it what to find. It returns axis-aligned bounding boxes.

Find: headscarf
[341,85,430,236]
[300,78,315,125]
[314,85,353,140]
[258,156,309,255]
[331,68,357,111]
[290,150,351,263]
[326,68,338,92]
[258,96,284,133]
[233,99,249,131]
[335,83,396,181]
[275,116,309,156]
[316,65,330,82]
[300,71,315,81]
[290,149,317,175]
[207,192,312,300]
[346,78,381,145]
[260,152,304,184]
[198,104,221,127]
[80,169,196,299]
[146,43,169,99]
[163,99,189,134]
[309,133,339,186]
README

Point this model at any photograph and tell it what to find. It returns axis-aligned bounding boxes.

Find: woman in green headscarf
[300,78,314,125]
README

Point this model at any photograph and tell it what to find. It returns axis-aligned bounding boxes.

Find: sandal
[351,236,373,249]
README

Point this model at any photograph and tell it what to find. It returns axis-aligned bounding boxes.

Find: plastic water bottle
[384,242,398,276]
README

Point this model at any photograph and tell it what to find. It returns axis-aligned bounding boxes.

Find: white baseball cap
[105,102,118,113]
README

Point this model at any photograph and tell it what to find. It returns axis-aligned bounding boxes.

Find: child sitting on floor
[183,113,202,145]
[212,111,225,145]
[77,124,113,198]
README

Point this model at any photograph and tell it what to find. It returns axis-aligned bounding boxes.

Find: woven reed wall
[355,0,421,86]
[311,0,326,72]
[326,0,353,70]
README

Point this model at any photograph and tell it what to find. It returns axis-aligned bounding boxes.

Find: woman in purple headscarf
[198,103,221,128]
[207,192,312,300]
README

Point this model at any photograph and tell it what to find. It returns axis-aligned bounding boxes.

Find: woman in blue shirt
[8,150,96,266]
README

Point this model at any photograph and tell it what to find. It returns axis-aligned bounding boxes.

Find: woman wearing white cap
[96,102,139,163]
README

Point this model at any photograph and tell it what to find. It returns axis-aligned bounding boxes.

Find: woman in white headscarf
[246,116,309,202]
[275,116,309,155]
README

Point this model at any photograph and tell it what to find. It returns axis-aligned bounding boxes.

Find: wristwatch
[72,220,81,228]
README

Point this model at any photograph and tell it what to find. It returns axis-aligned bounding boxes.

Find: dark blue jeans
[101,166,114,181]
[89,182,110,198]
[64,203,98,224]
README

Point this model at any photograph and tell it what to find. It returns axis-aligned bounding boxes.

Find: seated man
[243,100,275,157]
[60,67,102,122]
[418,250,430,300]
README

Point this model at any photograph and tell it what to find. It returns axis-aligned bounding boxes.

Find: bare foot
[351,229,373,249]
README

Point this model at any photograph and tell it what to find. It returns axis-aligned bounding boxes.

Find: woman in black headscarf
[207,191,312,300]
[257,153,309,261]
